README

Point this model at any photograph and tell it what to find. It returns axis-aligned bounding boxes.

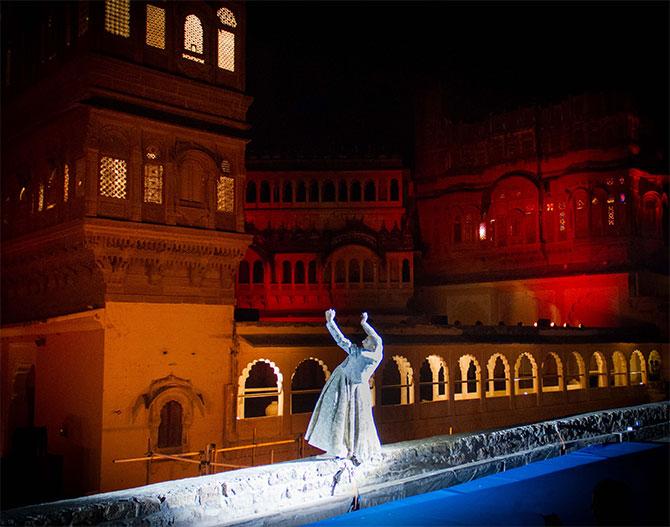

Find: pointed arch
[541,352,563,392]
[381,355,414,405]
[419,355,448,402]
[237,359,284,419]
[629,350,647,385]
[610,351,628,387]
[514,352,538,394]
[291,358,330,414]
[454,354,481,400]
[588,352,607,388]
[486,353,510,397]
[566,352,586,390]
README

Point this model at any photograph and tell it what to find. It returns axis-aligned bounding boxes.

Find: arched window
[364,180,376,201]
[296,181,306,202]
[390,179,400,201]
[454,355,480,400]
[322,181,336,202]
[105,0,130,37]
[183,14,205,63]
[541,353,563,392]
[283,181,293,202]
[246,181,257,203]
[573,189,590,239]
[146,4,166,49]
[216,7,236,71]
[363,260,374,283]
[308,261,317,284]
[259,181,271,203]
[648,350,662,382]
[629,350,647,385]
[309,180,319,202]
[348,259,360,284]
[335,260,345,283]
[350,181,361,202]
[566,352,585,390]
[281,261,291,284]
[338,180,348,202]
[419,355,448,402]
[381,356,414,405]
[588,352,607,388]
[157,401,183,448]
[610,351,628,387]
[295,261,305,284]
[238,360,283,418]
[486,354,510,397]
[514,353,538,394]
[238,261,250,284]
[291,358,329,414]
[401,259,411,283]
[252,261,264,284]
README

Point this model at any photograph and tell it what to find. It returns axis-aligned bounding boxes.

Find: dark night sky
[246,1,669,160]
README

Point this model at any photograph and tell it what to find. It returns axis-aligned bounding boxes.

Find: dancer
[305,309,383,462]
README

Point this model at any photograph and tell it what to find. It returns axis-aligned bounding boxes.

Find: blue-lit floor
[308,441,669,526]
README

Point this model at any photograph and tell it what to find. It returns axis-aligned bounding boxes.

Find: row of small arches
[245,178,400,205]
[238,258,412,285]
[237,350,661,418]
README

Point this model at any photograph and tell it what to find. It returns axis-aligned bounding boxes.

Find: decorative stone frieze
[1,218,251,323]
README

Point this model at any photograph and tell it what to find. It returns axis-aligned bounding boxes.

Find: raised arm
[325,309,354,354]
[360,312,382,349]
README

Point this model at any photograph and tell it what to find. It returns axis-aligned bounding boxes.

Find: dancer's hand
[361,312,368,324]
[325,309,336,323]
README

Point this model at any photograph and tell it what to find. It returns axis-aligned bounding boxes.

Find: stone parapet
[2,402,668,526]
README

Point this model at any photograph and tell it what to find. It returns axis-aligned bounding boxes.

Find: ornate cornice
[2,218,252,323]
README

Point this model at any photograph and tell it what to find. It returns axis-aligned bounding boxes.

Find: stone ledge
[2,402,668,527]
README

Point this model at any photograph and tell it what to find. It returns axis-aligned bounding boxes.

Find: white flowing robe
[305,319,383,461]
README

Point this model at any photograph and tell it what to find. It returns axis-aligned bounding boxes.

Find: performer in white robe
[305,309,383,462]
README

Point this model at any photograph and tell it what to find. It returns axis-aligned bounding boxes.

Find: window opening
[99,157,127,199]
[350,181,361,201]
[291,359,328,414]
[157,401,183,448]
[295,261,305,284]
[381,356,414,405]
[146,5,165,49]
[419,355,448,402]
[217,176,234,212]
[566,352,585,390]
[245,181,257,203]
[338,180,348,201]
[63,164,70,202]
[364,180,376,201]
[105,0,130,37]
[307,261,317,284]
[144,164,163,204]
[218,29,235,71]
[390,179,399,201]
[252,261,264,284]
[183,15,204,63]
[283,181,293,202]
[238,261,250,284]
[589,353,607,388]
[217,7,237,27]
[282,261,291,284]
[239,360,282,418]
